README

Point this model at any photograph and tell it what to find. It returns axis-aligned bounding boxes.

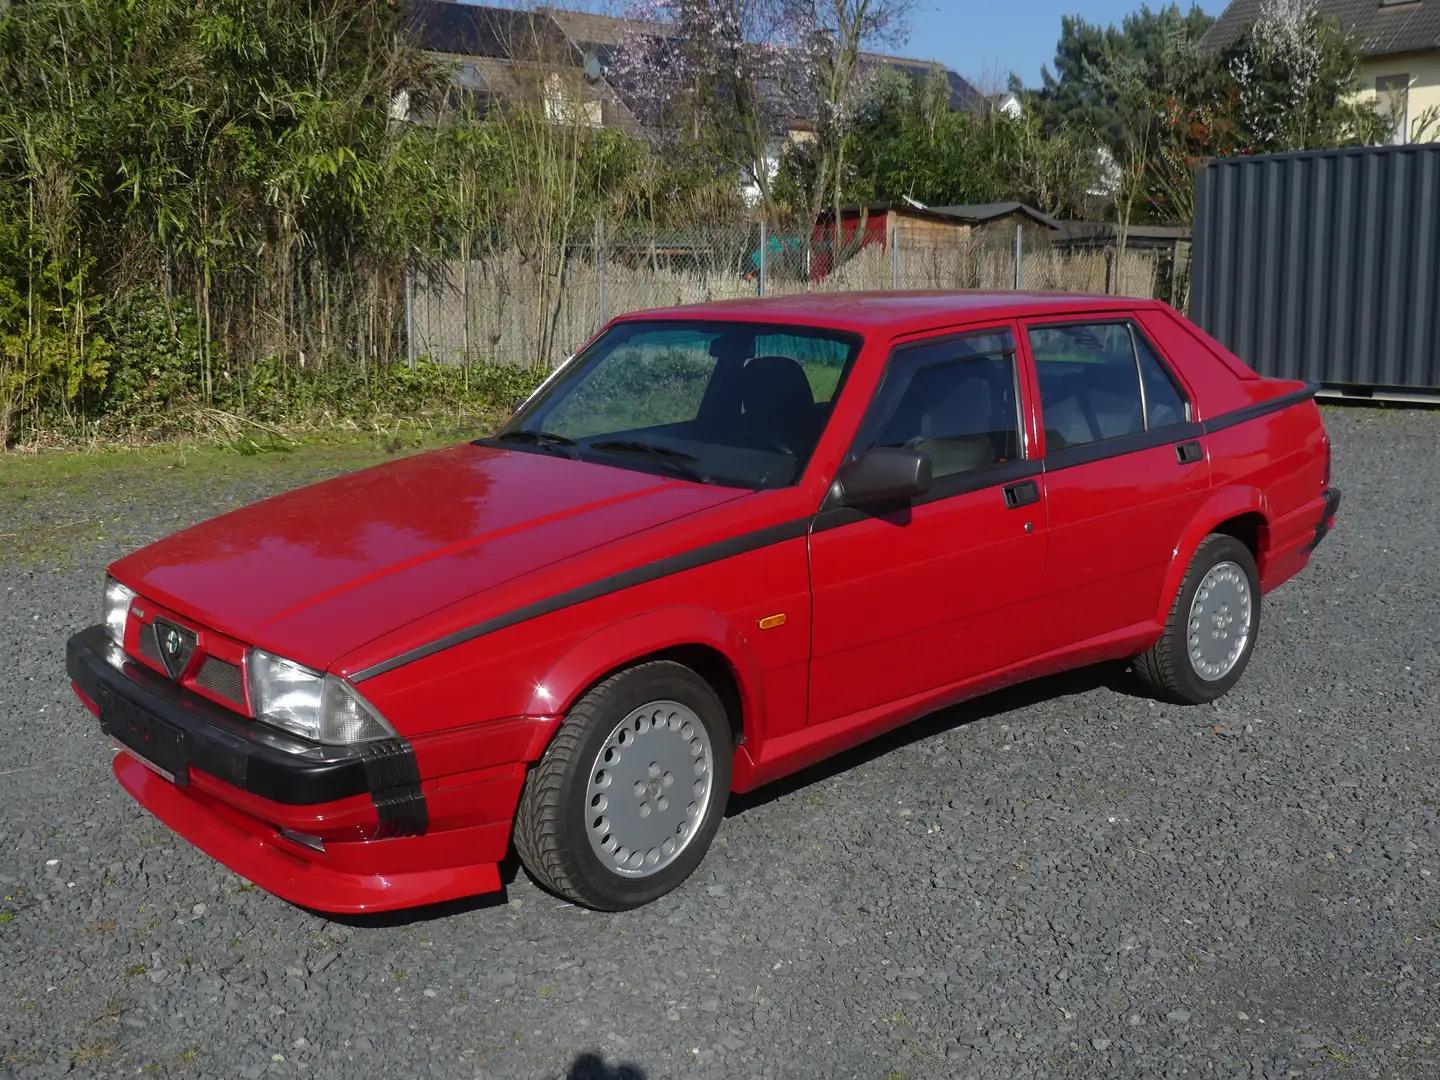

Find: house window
[1376,75,1410,145]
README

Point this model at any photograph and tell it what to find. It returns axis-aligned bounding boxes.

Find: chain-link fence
[407,220,1191,369]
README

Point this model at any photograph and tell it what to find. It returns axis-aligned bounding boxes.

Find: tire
[512,660,733,910]
[1134,533,1260,705]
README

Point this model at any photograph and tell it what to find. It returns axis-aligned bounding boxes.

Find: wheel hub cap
[584,700,714,877]
[1186,560,1252,682]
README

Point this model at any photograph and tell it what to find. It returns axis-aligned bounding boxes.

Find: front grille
[195,656,246,706]
[138,626,163,665]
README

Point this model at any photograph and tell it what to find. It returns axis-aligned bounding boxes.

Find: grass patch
[74,1041,121,1066]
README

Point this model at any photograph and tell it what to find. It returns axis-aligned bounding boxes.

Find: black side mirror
[833,447,932,507]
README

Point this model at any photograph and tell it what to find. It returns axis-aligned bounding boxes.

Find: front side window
[862,330,1022,480]
[497,320,862,489]
[1028,321,1189,453]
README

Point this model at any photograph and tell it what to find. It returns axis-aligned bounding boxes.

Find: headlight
[246,649,397,745]
[103,577,136,645]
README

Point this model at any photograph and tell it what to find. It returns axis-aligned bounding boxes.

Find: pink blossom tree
[606,0,915,226]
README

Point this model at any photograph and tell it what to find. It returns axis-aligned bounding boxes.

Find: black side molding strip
[1045,422,1205,473]
[350,517,812,683]
[1201,383,1319,436]
[350,383,1321,682]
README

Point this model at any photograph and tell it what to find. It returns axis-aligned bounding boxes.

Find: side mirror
[833,447,932,507]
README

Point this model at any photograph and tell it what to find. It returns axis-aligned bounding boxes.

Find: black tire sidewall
[1170,535,1261,703]
[556,664,733,909]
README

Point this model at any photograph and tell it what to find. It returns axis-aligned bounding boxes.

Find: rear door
[807,325,1049,726]
[1022,318,1210,651]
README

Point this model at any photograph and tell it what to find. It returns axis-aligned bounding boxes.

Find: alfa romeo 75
[66,292,1340,912]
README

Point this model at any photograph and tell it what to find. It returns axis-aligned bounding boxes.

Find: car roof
[614,291,1160,336]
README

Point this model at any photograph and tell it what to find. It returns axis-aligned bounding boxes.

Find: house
[403,1,985,137]
[403,1,638,128]
[807,201,1058,280]
[1203,0,1440,143]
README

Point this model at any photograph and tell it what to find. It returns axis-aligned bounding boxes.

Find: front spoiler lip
[111,753,500,913]
[66,625,370,805]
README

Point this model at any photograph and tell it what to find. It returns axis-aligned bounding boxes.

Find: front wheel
[512,661,732,910]
[1134,533,1260,705]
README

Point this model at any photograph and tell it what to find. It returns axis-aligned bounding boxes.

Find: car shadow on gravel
[311,663,1133,928]
[303,887,513,929]
[726,660,1134,818]
[566,1054,646,1079]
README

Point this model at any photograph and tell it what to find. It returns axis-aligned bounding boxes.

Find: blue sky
[906,1,1208,89]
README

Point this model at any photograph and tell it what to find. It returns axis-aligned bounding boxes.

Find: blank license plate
[100,692,189,787]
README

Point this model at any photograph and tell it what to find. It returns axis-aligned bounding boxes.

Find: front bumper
[67,626,523,913]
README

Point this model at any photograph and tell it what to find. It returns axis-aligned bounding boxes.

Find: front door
[808,326,1049,727]
[1023,318,1211,653]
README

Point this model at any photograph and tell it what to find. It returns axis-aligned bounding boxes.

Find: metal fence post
[404,258,416,369]
[758,219,768,297]
[891,217,899,290]
[596,216,606,327]
[1013,223,1023,291]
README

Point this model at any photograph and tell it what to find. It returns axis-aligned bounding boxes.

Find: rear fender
[1155,486,1269,623]
[523,605,765,743]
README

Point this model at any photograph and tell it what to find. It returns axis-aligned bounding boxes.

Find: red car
[66,292,1339,913]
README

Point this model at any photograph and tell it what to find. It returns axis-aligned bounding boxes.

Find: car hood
[110,444,746,669]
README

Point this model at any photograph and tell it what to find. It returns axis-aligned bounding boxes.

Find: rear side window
[1135,335,1188,429]
[1028,322,1190,452]
[865,330,1022,480]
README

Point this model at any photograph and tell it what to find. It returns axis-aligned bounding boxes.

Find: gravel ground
[2,407,1438,1080]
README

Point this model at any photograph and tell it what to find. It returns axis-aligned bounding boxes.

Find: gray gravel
[2,406,1439,1079]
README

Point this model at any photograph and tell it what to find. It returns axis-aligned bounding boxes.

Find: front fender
[1154,485,1269,623]
[523,605,767,738]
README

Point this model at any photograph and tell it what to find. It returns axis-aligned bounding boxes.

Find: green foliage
[1035,4,1217,149]
[215,357,544,430]
[102,288,206,419]
[0,0,666,446]
[826,68,1097,218]
[1032,2,1387,224]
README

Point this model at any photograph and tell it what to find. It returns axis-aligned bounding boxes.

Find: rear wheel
[512,661,732,910]
[1134,534,1259,705]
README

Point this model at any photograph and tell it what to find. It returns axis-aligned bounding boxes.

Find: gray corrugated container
[1190,144,1440,396]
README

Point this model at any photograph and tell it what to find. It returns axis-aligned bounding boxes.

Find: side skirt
[731,620,1161,794]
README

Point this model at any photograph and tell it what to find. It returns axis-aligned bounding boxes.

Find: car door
[807,326,1049,727]
[1022,317,1210,652]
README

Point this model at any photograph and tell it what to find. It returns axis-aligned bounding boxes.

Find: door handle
[1176,440,1203,465]
[1002,479,1039,509]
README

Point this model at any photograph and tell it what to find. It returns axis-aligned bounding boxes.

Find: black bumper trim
[360,740,429,837]
[67,626,425,825]
[1310,488,1341,550]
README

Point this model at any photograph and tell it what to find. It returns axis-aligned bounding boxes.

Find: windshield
[492,320,863,489]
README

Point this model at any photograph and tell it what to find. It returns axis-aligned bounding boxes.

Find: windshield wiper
[488,429,579,459]
[589,439,714,485]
